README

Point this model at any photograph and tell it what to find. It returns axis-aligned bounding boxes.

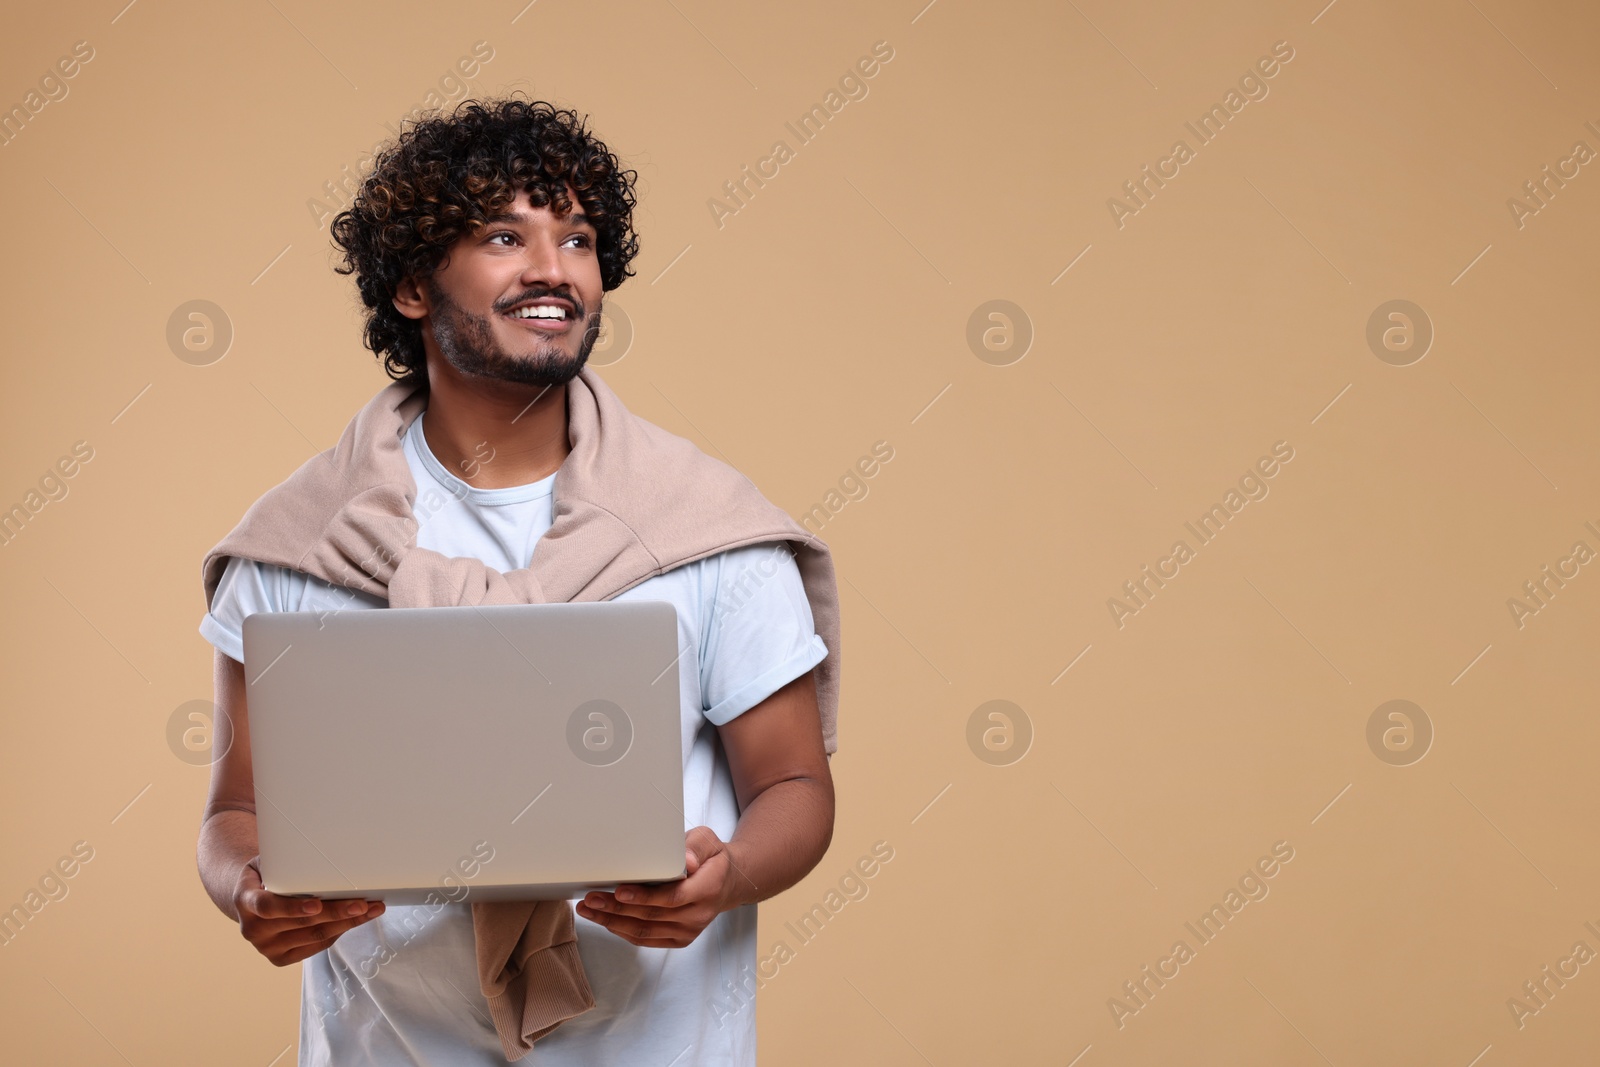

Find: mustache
[499,292,584,315]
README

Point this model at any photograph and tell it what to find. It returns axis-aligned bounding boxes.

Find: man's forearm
[720,776,834,910]
[197,807,259,923]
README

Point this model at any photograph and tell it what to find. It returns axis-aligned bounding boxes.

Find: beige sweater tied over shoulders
[199,367,842,1062]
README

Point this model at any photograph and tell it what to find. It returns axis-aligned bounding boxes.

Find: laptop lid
[241,600,688,904]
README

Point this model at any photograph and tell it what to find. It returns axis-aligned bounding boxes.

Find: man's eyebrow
[482,209,594,229]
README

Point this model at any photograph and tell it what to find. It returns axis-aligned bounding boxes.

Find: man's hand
[575,827,742,948]
[573,667,834,949]
[234,857,386,966]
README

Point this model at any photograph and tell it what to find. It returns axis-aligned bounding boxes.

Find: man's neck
[418,371,572,490]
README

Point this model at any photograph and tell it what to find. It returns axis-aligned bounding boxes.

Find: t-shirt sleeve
[200,556,384,663]
[699,542,829,726]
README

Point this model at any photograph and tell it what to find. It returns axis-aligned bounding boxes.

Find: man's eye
[488,233,590,246]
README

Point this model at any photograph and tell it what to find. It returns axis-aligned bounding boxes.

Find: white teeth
[511,305,566,319]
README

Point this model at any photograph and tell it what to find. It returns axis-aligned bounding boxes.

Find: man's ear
[393,276,429,321]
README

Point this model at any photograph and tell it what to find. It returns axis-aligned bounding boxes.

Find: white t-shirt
[199,407,829,1066]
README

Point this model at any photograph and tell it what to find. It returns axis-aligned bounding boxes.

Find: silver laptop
[241,600,688,905]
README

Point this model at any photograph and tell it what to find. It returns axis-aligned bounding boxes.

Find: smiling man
[195,97,839,1065]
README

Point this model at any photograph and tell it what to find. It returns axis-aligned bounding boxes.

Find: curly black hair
[329,95,641,388]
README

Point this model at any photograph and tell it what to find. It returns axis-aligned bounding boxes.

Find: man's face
[417,181,605,389]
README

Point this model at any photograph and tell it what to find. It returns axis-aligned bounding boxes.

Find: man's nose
[518,237,572,290]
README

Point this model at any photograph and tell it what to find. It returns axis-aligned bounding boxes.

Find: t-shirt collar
[407,407,556,505]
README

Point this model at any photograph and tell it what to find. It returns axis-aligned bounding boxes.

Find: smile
[503,309,574,333]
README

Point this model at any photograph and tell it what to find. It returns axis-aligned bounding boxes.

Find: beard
[426,278,601,388]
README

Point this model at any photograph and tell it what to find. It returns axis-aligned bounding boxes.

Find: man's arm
[575,666,834,945]
[711,666,834,909]
[196,648,261,921]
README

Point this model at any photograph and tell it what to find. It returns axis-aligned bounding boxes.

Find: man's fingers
[238,864,333,921]
[582,909,695,941]
[236,858,389,963]
[317,898,383,921]
[685,825,722,866]
[636,850,725,908]
[248,891,326,921]
[598,885,675,916]
[584,873,717,922]
[244,891,382,936]
[292,901,385,938]
[611,867,701,911]
[269,906,385,956]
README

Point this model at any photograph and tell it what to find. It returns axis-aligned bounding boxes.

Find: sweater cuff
[485,939,596,1062]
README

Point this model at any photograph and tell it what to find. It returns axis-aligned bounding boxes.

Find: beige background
[2,0,1598,1063]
